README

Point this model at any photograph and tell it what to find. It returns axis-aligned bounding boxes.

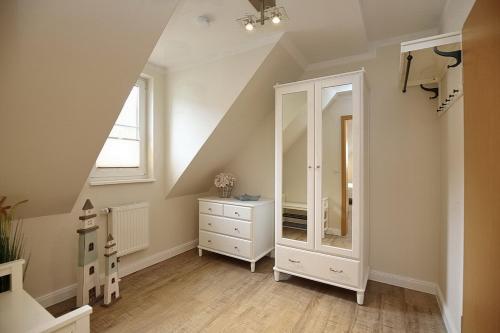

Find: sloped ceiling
[164,44,275,195]
[167,41,303,197]
[149,0,447,71]
[0,0,179,217]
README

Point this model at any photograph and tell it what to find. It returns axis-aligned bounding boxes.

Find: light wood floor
[49,249,445,333]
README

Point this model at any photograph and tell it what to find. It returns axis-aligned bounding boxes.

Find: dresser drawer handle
[234,227,239,232]
[234,211,240,216]
[234,246,239,250]
[330,268,343,273]
[208,223,212,226]
[207,240,212,243]
[208,208,212,211]
[288,259,300,263]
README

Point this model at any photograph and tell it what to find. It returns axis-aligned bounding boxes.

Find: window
[88,242,94,252]
[90,77,153,184]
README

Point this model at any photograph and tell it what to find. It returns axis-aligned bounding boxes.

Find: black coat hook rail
[402,52,413,93]
[433,47,462,68]
[420,84,439,99]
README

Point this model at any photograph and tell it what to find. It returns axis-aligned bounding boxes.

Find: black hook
[433,47,462,68]
[420,84,439,99]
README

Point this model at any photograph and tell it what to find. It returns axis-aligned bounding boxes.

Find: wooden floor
[49,249,445,333]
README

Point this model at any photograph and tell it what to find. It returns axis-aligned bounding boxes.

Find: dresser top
[198,196,273,207]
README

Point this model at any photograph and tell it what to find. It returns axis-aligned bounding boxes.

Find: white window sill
[89,178,156,186]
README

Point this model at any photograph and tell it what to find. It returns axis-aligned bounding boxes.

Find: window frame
[90,76,154,185]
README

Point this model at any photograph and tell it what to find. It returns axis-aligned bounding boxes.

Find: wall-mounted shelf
[400,32,463,115]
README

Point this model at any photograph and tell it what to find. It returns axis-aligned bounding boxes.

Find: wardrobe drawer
[223,204,252,221]
[275,246,360,287]
[199,214,251,240]
[199,231,252,259]
[199,201,223,216]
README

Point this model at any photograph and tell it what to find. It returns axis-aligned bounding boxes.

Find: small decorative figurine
[103,234,120,306]
[76,199,101,306]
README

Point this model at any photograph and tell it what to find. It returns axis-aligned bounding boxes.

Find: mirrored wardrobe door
[314,77,358,256]
[276,83,315,250]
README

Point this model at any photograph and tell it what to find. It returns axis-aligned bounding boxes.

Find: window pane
[115,85,139,127]
[96,138,140,168]
[109,124,139,140]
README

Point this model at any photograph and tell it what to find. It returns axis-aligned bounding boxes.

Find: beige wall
[165,45,274,195]
[167,42,303,197]
[440,0,476,33]
[226,44,441,283]
[0,0,179,218]
[20,65,200,302]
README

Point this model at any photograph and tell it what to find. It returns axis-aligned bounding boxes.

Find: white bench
[0,260,92,333]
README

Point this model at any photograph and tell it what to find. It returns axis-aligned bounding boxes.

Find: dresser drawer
[199,214,251,240]
[199,201,223,216]
[223,204,252,221]
[275,245,360,287]
[199,231,251,259]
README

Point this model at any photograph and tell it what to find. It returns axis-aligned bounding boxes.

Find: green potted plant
[0,196,29,292]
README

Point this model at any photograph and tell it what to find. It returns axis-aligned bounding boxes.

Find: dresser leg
[198,248,202,257]
[250,262,255,273]
[274,270,281,281]
[356,291,365,305]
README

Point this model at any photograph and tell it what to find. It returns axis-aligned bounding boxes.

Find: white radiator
[109,202,149,257]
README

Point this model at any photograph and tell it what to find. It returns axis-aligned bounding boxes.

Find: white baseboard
[118,239,198,277]
[436,286,460,333]
[36,283,77,308]
[369,270,437,295]
[36,239,198,308]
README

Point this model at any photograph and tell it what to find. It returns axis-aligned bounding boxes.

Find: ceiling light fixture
[245,21,255,31]
[237,0,287,31]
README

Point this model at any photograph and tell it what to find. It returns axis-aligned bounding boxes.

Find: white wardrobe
[274,70,370,304]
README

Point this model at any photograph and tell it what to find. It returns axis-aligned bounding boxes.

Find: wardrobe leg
[198,248,203,257]
[274,270,281,282]
[356,291,365,305]
[250,262,255,273]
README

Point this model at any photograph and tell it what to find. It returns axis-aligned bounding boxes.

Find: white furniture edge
[198,197,274,207]
[0,259,92,333]
[400,31,462,53]
[36,305,92,333]
[198,245,273,264]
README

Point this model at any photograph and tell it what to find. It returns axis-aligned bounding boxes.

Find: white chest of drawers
[198,197,274,272]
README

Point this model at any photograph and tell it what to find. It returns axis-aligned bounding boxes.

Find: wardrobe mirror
[320,84,353,250]
[282,91,308,243]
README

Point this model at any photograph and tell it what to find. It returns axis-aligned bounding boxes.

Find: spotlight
[245,22,254,31]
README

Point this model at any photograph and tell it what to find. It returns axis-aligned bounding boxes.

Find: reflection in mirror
[321,84,353,249]
[282,91,308,242]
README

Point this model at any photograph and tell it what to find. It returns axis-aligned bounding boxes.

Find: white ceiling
[149,0,447,70]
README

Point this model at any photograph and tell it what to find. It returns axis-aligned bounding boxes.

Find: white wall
[20,65,200,304]
[226,44,442,284]
[438,98,464,333]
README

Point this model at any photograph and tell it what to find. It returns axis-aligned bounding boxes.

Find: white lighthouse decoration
[77,199,101,306]
[103,233,120,306]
